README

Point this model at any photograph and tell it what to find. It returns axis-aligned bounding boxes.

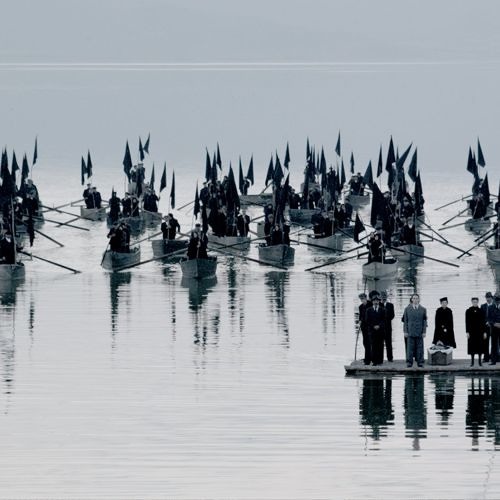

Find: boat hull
[465,218,491,233]
[141,209,163,226]
[207,234,250,252]
[0,263,25,281]
[289,208,321,224]
[80,206,107,221]
[151,239,188,259]
[258,244,295,266]
[391,244,424,262]
[306,233,343,251]
[240,193,272,206]
[362,259,398,279]
[345,193,370,206]
[180,256,218,279]
[486,246,500,264]
[102,247,141,271]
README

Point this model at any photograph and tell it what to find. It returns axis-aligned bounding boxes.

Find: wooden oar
[178,200,194,211]
[34,229,64,247]
[387,245,459,268]
[134,231,163,245]
[207,244,287,270]
[457,230,496,259]
[417,230,472,256]
[41,204,96,222]
[442,207,469,226]
[113,247,189,272]
[435,194,472,211]
[416,216,449,244]
[439,219,477,231]
[55,216,80,227]
[474,226,496,242]
[289,237,344,253]
[38,217,90,231]
[40,198,84,213]
[20,250,81,273]
[305,251,369,272]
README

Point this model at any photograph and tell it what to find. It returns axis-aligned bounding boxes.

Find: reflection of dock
[345,359,500,375]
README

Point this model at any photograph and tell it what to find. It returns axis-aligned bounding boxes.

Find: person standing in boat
[83,182,92,203]
[121,193,132,217]
[120,222,131,253]
[264,213,275,245]
[358,293,373,366]
[403,293,427,368]
[433,297,456,348]
[466,297,487,366]
[470,193,487,220]
[367,232,385,263]
[236,210,250,237]
[380,291,395,362]
[488,295,500,365]
[482,292,495,362]
[108,191,121,222]
[130,195,140,217]
[22,192,39,218]
[398,217,417,245]
[323,211,337,237]
[187,223,208,260]
[161,213,180,240]
[107,224,123,252]
[365,295,386,365]
[91,187,102,209]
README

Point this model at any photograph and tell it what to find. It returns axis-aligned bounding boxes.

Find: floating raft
[345,359,500,375]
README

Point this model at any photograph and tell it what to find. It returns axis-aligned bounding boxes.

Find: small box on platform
[427,345,453,365]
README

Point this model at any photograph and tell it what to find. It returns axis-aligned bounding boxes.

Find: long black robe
[466,306,486,355]
[433,307,456,348]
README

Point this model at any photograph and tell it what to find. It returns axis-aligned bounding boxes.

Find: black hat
[372,296,381,302]
[486,292,493,298]
[369,290,380,299]
[358,293,367,299]
[496,295,500,302]
[471,297,479,301]
[440,297,448,303]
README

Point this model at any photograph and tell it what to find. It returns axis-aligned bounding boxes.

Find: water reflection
[109,272,132,342]
[181,276,217,312]
[0,278,24,307]
[264,271,289,346]
[404,375,427,450]
[429,374,455,427]
[359,376,394,441]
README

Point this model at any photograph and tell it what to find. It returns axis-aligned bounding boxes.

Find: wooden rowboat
[258,244,295,266]
[362,258,398,279]
[465,218,491,233]
[141,209,162,226]
[486,245,500,264]
[306,233,343,251]
[0,263,25,281]
[180,256,218,279]
[80,206,107,221]
[101,247,141,272]
[289,208,320,224]
[151,239,188,259]
[240,193,272,206]
[391,244,424,262]
[207,234,250,252]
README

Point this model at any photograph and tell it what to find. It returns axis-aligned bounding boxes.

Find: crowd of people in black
[358,291,500,367]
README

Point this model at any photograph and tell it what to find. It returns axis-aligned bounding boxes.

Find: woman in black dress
[466,297,487,366]
[433,297,456,348]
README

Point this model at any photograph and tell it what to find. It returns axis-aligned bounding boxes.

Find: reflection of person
[403,293,427,368]
[466,378,487,447]
[433,297,456,348]
[430,374,455,426]
[404,375,427,449]
[465,297,487,367]
[359,377,394,441]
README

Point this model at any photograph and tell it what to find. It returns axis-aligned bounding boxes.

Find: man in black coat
[380,291,395,362]
[358,293,373,365]
[488,295,500,365]
[366,296,387,365]
[481,291,494,362]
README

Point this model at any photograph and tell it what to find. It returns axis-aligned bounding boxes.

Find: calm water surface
[0,66,500,498]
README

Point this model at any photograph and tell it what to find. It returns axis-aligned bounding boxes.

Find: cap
[486,292,493,298]
[358,293,367,299]
[471,297,479,301]
[440,297,448,303]
[369,290,380,299]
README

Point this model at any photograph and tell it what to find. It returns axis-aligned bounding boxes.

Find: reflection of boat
[240,193,272,206]
[109,271,132,333]
[181,275,217,309]
[141,209,162,226]
[306,233,343,251]
[345,193,370,206]
[80,206,106,221]
[180,256,217,279]
[391,244,424,262]
[465,218,491,233]
[289,208,320,224]
[362,259,398,279]
[0,274,25,306]
[101,247,141,271]
[0,263,25,281]
[208,234,250,252]
[486,245,500,264]
[258,244,295,266]
[151,239,188,259]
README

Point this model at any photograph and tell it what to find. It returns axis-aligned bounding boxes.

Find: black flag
[385,136,395,172]
[123,141,132,180]
[87,150,93,178]
[150,163,155,190]
[21,154,30,186]
[466,147,478,178]
[395,143,412,170]
[377,145,383,178]
[265,156,274,186]
[284,142,290,169]
[370,182,385,227]
[480,173,490,206]
[335,131,341,156]
[274,153,284,185]
[238,157,244,192]
[194,183,200,218]
[306,137,311,161]
[33,137,38,165]
[143,133,150,154]
[477,139,486,167]
[139,138,145,161]
[350,152,355,174]
[216,143,222,169]
[11,151,19,187]
[81,156,86,186]
[247,156,254,185]
[353,213,365,243]
[205,150,211,181]
[408,149,418,183]
[363,161,374,189]
[340,159,346,188]
[160,163,167,192]
[170,171,175,208]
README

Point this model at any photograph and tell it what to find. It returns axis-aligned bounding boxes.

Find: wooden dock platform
[345,359,500,375]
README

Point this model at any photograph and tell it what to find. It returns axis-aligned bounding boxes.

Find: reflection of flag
[160,163,167,193]
[81,156,86,185]
[123,141,132,180]
[477,138,485,167]
[170,171,175,208]
[353,213,365,243]
[194,184,200,218]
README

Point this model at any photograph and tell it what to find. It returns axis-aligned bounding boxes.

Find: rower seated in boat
[107,222,131,253]
[161,213,180,240]
[187,224,208,259]
[367,231,385,263]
